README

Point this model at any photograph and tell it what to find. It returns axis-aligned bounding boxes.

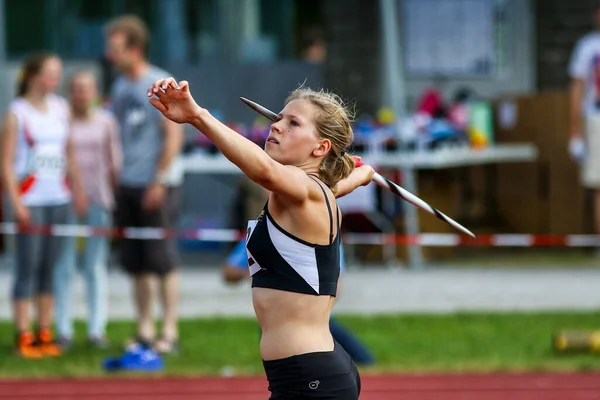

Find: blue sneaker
[103,344,164,372]
[121,347,164,372]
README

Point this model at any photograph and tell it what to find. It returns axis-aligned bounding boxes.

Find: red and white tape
[1,223,599,247]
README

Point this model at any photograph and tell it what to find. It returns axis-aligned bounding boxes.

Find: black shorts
[114,185,180,276]
[263,341,361,399]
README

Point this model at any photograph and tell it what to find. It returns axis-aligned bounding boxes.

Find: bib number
[31,145,66,179]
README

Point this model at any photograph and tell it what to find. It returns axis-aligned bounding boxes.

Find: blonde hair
[285,87,355,191]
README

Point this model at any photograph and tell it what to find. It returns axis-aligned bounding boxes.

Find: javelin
[240,96,477,238]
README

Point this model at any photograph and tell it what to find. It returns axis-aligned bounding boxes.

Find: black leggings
[263,341,361,399]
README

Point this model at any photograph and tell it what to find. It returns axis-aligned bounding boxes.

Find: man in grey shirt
[104,15,184,354]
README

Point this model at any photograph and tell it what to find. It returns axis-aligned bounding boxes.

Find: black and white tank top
[246,176,341,296]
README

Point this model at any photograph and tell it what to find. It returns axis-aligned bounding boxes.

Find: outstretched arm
[148,78,314,203]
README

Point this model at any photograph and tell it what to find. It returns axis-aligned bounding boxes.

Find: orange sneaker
[15,331,43,359]
[36,328,62,357]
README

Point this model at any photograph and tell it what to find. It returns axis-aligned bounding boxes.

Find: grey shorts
[114,185,181,276]
[12,203,71,299]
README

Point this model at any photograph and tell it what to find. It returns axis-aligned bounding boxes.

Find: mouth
[266,136,279,144]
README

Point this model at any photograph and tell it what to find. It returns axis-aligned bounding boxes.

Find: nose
[271,121,283,134]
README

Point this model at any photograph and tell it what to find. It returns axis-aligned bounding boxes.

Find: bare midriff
[253,287,335,361]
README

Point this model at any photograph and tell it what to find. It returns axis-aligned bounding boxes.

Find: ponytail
[319,152,356,195]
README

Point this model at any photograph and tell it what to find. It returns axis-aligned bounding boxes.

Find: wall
[322,0,383,116]
[401,0,536,106]
[323,0,536,117]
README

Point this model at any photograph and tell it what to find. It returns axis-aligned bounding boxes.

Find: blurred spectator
[54,71,123,349]
[569,4,600,247]
[0,52,86,358]
[104,15,185,354]
[301,27,327,64]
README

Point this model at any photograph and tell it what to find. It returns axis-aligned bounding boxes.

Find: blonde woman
[148,78,374,399]
[54,71,122,349]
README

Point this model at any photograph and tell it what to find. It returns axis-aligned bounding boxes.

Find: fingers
[149,97,168,113]
[148,77,180,97]
[352,155,364,167]
[178,80,189,92]
[146,78,191,101]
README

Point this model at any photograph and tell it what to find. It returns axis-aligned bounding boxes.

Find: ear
[312,138,332,158]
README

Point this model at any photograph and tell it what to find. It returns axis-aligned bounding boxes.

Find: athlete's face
[33,57,62,94]
[265,99,332,166]
[105,32,137,72]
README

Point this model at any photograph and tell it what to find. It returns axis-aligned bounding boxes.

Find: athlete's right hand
[13,202,31,225]
[147,78,203,125]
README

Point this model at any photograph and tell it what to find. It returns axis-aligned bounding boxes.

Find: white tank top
[9,95,71,206]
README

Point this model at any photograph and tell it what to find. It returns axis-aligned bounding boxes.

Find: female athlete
[148,78,373,399]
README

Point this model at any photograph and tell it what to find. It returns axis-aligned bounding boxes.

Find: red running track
[1,372,599,400]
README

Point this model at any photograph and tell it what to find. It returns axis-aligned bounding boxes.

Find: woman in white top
[1,52,86,359]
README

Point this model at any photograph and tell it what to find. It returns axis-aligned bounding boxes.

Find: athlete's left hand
[352,156,375,186]
[143,182,166,211]
[148,78,203,125]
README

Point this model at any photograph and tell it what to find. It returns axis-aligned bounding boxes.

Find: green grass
[1,311,600,379]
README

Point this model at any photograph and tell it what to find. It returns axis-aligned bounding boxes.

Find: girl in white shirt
[1,52,86,358]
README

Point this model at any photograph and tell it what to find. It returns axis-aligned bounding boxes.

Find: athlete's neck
[23,91,49,112]
[302,168,320,178]
[125,60,149,81]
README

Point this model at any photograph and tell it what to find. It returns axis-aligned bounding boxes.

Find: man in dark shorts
[104,15,184,354]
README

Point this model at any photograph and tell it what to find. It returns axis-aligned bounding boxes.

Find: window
[402,0,508,78]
